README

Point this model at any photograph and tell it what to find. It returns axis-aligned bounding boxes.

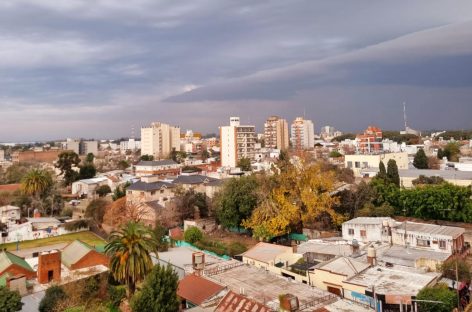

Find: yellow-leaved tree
[243,160,343,240]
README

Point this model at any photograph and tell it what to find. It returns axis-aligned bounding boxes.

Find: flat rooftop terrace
[207,264,334,311]
[345,266,440,296]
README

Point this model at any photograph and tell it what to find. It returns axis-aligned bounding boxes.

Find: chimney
[351,239,359,255]
[37,250,61,284]
[291,243,297,253]
[192,252,205,275]
[279,294,299,312]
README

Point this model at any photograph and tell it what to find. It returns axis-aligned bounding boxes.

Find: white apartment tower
[220,117,256,168]
[264,116,289,150]
[141,122,181,159]
[291,117,315,151]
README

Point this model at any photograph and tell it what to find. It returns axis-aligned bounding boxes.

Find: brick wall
[37,251,61,284]
[0,265,36,280]
[70,251,109,270]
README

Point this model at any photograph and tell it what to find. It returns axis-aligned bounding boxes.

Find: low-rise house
[344,152,408,177]
[296,239,356,263]
[26,217,62,231]
[343,266,440,311]
[172,174,223,198]
[134,160,181,177]
[391,221,465,254]
[71,177,109,198]
[0,251,36,280]
[177,274,226,309]
[61,240,109,270]
[0,205,21,226]
[126,176,175,205]
[309,256,370,295]
[342,217,394,243]
[241,242,298,270]
[379,245,451,272]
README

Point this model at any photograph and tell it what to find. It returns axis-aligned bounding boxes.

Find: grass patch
[0,231,106,251]
[193,237,247,257]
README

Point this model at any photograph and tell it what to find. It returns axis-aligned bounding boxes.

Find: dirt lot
[205,229,259,249]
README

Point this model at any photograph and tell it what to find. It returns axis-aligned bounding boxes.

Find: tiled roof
[136,160,178,167]
[126,181,175,192]
[172,175,219,185]
[0,251,34,273]
[177,274,225,306]
[215,291,271,312]
[61,240,93,268]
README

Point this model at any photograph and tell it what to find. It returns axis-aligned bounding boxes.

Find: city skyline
[1,1,472,141]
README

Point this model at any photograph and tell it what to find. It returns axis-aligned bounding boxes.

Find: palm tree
[105,222,159,298]
[21,169,53,214]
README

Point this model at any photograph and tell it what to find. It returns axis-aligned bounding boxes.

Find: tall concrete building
[141,122,181,159]
[290,117,315,151]
[264,116,289,150]
[220,117,256,168]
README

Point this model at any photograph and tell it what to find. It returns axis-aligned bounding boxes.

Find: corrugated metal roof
[343,217,394,225]
[394,222,464,238]
[61,240,93,268]
[136,160,178,166]
[317,256,370,278]
[215,290,272,312]
[172,175,219,185]
[0,251,34,273]
[241,242,292,264]
[177,274,225,306]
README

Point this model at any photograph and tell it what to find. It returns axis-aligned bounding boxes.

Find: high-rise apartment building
[141,122,181,159]
[356,126,383,154]
[264,116,289,150]
[220,117,256,168]
[290,117,315,151]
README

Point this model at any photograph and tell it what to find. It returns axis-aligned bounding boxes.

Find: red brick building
[0,251,36,280]
[37,250,61,284]
[61,240,109,270]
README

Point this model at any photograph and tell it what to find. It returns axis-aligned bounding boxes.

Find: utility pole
[456,259,461,311]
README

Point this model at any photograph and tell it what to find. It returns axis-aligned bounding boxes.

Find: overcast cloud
[1,0,472,141]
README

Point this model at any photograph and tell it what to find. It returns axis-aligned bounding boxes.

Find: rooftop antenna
[131,125,135,140]
[303,106,306,119]
[403,102,408,131]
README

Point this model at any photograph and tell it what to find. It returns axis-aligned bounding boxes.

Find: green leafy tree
[85,199,108,225]
[443,142,461,162]
[329,150,342,158]
[85,153,94,163]
[413,149,428,169]
[56,151,81,186]
[39,285,67,312]
[105,222,159,298]
[174,188,208,221]
[140,155,154,161]
[153,223,169,252]
[0,287,23,312]
[437,148,444,159]
[215,176,259,229]
[112,182,131,201]
[117,160,129,170]
[1,164,29,184]
[412,175,445,186]
[96,185,111,197]
[440,258,471,281]
[416,283,457,312]
[201,149,210,161]
[237,157,252,171]
[377,161,387,181]
[184,227,203,243]
[130,265,179,312]
[170,149,187,164]
[79,163,96,179]
[386,159,400,186]
[21,168,53,198]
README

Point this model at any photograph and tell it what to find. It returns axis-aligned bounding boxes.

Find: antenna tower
[403,102,408,131]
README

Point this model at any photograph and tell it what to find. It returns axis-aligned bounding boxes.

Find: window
[439,240,446,249]
[362,162,368,168]
[151,191,156,195]
[160,190,164,194]
[355,161,361,168]
[347,161,353,168]
[417,239,430,247]
[360,230,366,237]
[348,228,354,235]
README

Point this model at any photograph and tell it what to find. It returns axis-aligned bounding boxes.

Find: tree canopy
[413,149,428,169]
[0,287,22,312]
[56,151,81,186]
[130,265,179,312]
[237,157,252,171]
[386,159,400,186]
[416,283,457,312]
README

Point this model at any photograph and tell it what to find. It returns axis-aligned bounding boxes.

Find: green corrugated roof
[289,233,308,241]
[0,272,11,287]
[0,251,34,273]
[61,240,93,268]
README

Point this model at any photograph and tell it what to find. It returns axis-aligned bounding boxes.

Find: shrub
[227,242,247,256]
[0,286,23,312]
[184,227,203,244]
[108,285,126,308]
[64,219,90,231]
[96,185,111,197]
[39,285,67,312]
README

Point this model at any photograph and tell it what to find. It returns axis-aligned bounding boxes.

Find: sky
[1,0,472,142]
